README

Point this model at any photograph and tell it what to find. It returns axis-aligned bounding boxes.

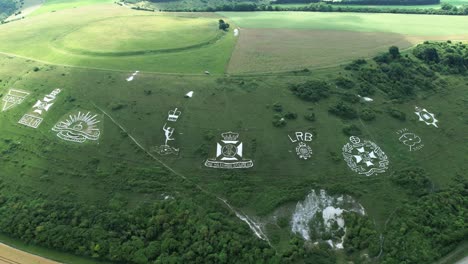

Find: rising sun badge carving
[52,111,101,143]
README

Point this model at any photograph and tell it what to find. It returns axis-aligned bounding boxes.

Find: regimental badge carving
[153,144,179,156]
[342,136,389,176]
[18,89,61,128]
[52,111,101,143]
[396,128,424,151]
[205,132,254,169]
[288,132,313,160]
[296,142,312,160]
[153,123,179,155]
[152,107,183,156]
[18,114,43,128]
[167,108,181,122]
[2,89,30,112]
[414,106,438,128]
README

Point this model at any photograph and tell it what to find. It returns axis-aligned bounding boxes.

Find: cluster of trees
[387,108,406,121]
[341,42,468,101]
[270,102,298,127]
[391,167,432,197]
[342,124,362,136]
[290,80,331,102]
[0,0,16,22]
[343,46,441,100]
[413,41,468,74]
[343,212,380,258]
[328,101,358,119]
[218,19,230,31]
[382,176,467,263]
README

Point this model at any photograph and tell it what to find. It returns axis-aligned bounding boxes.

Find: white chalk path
[93,103,272,245]
[219,198,271,244]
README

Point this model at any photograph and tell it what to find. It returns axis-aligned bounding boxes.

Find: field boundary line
[0,51,217,77]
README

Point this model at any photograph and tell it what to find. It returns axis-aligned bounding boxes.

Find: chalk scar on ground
[0,243,61,264]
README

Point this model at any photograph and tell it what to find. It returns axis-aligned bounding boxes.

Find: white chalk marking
[205,132,253,169]
[126,71,139,81]
[414,106,438,128]
[185,91,194,98]
[18,89,61,129]
[396,128,424,151]
[18,114,43,128]
[167,108,181,122]
[2,89,30,112]
[288,131,313,160]
[52,111,101,143]
[342,136,388,176]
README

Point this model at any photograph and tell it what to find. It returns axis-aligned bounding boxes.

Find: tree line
[272,0,439,4]
[159,2,468,15]
[0,0,17,22]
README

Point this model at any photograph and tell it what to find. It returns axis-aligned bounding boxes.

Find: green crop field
[0,1,467,264]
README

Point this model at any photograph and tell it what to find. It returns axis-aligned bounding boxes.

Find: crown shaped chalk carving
[221,132,239,141]
[167,108,182,122]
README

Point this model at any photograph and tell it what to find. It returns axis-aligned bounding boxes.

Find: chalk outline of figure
[163,123,175,145]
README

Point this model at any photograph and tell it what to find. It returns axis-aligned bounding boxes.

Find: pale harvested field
[227,29,468,74]
[0,243,60,264]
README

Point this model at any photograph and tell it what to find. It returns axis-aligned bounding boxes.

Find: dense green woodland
[200,3,468,14]
[272,0,439,5]
[382,175,467,263]
[0,168,464,263]
[0,41,466,263]
[141,0,468,14]
[0,0,16,21]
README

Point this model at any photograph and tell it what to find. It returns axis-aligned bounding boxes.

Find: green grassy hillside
[0,2,466,263]
[0,5,235,73]
[0,40,467,263]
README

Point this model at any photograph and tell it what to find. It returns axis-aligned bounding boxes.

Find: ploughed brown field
[227,29,468,73]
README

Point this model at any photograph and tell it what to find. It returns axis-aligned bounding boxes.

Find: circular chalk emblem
[342,136,388,176]
[52,111,100,143]
[222,144,238,158]
[296,142,312,160]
